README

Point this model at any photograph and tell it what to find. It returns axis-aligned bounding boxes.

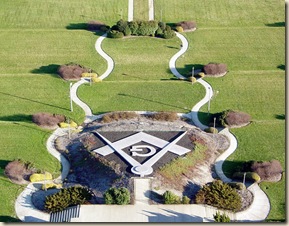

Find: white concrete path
[128,0,134,21]
[148,0,154,20]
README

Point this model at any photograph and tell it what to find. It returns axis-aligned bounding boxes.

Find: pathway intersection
[14,5,270,221]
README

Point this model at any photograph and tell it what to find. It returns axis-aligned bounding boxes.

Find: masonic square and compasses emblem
[92,131,192,177]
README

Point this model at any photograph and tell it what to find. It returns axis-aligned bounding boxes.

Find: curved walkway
[169,32,270,221]
[15,32,270,222]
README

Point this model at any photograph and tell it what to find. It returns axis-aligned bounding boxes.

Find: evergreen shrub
[104,187,130,205]
[195,180,242,211]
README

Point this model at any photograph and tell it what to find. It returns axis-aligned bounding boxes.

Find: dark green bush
[107,30,124,39]
[44,186,92,213]
[213,211,231,222]
[123,25,131,36]
[163,190,181,204]
[104,187,130,205]
[128,21,139,35]
[163,29,176,39]
[116,19,128,33]
[195,180,242,212]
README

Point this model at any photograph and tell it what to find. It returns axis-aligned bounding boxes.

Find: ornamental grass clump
[195,180,242,212]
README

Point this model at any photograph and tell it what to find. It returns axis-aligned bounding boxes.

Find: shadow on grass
[66,23,107,37]
[277,64,285,71]
[0,114,32,122]
[0,160,11,171]
[117,93,188,111]
[221,160,248,178]
[0,92,70,112]
[167,64,204,77]
[0,216,21,222]
[31,64,60,75]
[275,114,285,120]
[265,22,285,27]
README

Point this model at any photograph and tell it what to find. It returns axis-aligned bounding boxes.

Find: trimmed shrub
[175,26,184,32]
[57,63,93,81]
[213,211,231,222]
[42,183,62,190]
[163,30,176,39]
[204,127,218,134]
[45,186,93,213]
[203,63,227,76]
[195,180,242,211]
[163,190,181,204]
[188,76,197,83]
[30,172,52,182]
[123,25,132,36]
[217,110,251,127]
[116,19,128,33]
[175,21,197,31]
[232,172,261,183]
[128,21,139,35]
[32,112,65,129]
[107,30,124,38]
[104,187,130,205]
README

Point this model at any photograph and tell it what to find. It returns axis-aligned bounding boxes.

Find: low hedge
[163,191,190,204]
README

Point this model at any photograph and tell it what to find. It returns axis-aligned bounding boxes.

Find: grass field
[0,0,285,222]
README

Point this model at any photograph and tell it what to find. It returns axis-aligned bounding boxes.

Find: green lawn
[133,0,150,21]
[0,0,285,222]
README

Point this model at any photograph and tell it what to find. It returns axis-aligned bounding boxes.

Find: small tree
[213,211,231,222]
[104,187,130,205]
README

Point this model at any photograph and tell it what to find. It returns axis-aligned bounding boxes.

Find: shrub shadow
[277,64,285,70]
[31,64,60,75]
[167,64,204,77]
[265,22,285,27]
[0,114,32,122]
[66,23,106,37]
[275,114,285,120]
[0,160,11,172]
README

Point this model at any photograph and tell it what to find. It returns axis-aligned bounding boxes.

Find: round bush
[203,63,227,76]
[57,63,93,81]
[107,30,124,39]
[104,187,130,205]
[32,112,65,129]
[188,76,197,83]
[175,21,197,31]
[204,127,218,134]
[218,110,251,127]
[175,26,184,32]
